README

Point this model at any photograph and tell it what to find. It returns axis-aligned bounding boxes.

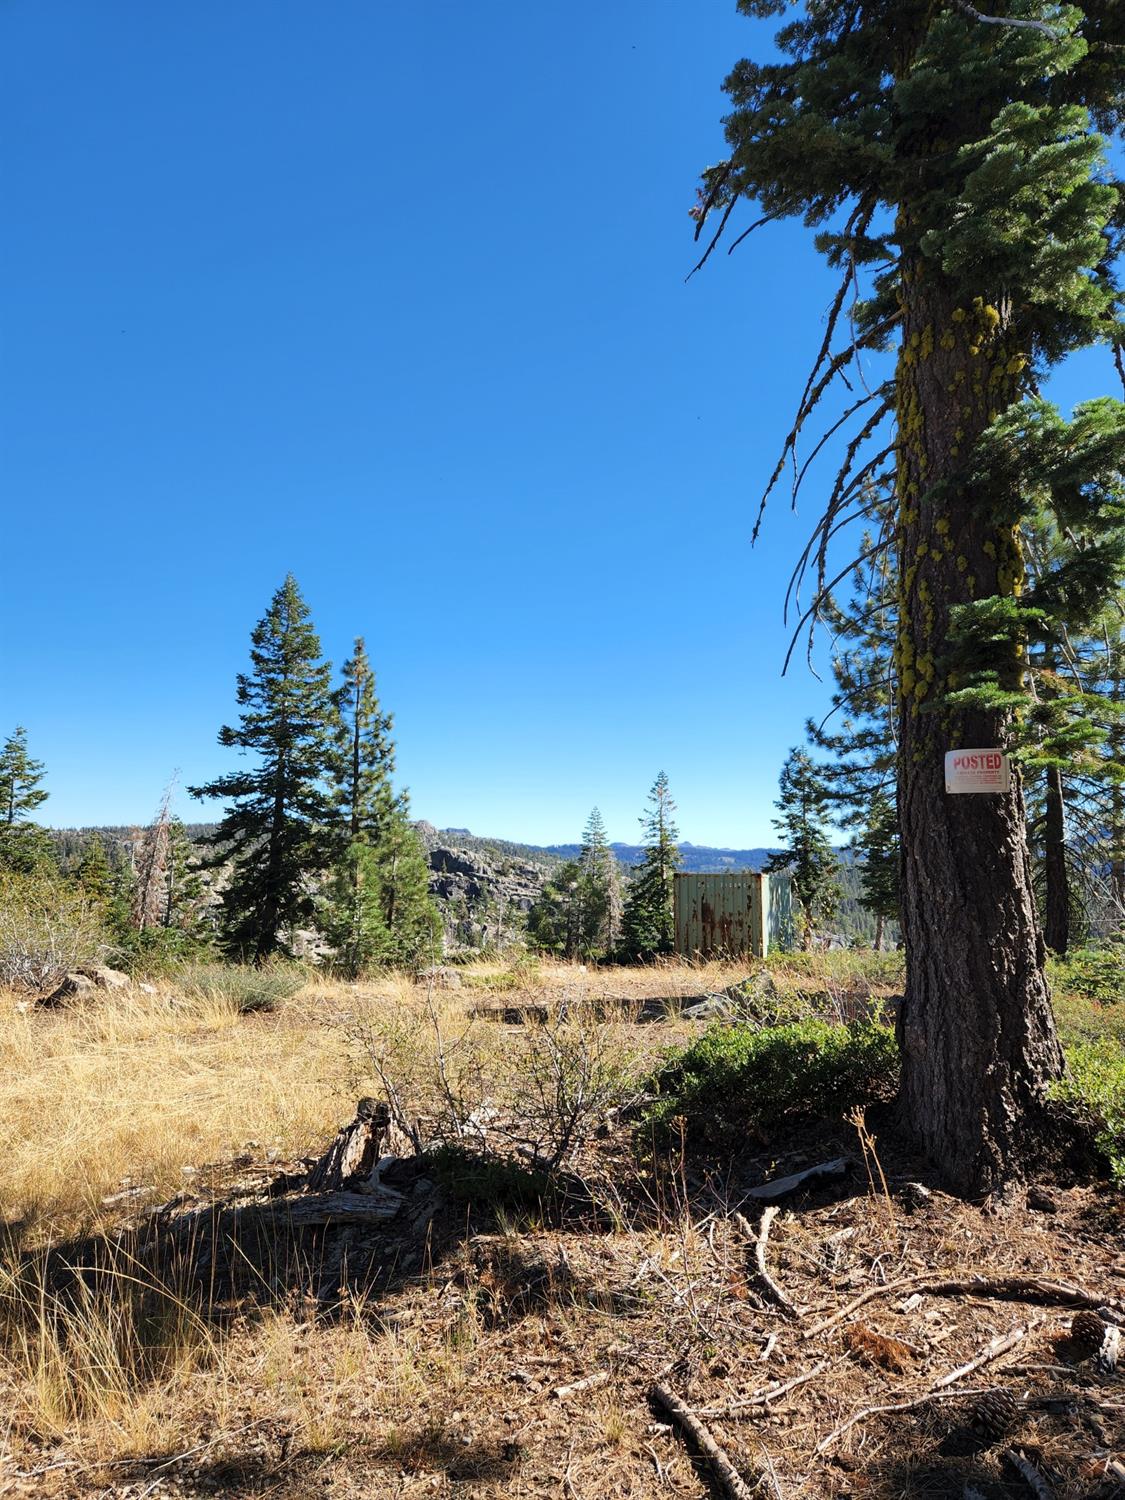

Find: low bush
[1048,942,1124,1005]
[1052,1040,1125,1184]
[647,1018,899,1151]
[172,961,306,1014]
[0,873,106,992]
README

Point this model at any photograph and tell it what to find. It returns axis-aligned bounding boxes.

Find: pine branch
[950,0,1061,39]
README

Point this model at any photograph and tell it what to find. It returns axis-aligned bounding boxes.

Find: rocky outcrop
[426,845,547,952]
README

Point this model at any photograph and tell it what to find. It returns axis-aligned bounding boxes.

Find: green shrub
[1052,1040,1125,1184]
[110,923,216,978]
[172,960,305,1014]
[1048,942,1124,1005]
[647,1018,899,1150]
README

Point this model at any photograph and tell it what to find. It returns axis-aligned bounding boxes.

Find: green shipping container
[673,871,793,959]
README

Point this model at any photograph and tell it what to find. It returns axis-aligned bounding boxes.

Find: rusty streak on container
[673,871,789,959]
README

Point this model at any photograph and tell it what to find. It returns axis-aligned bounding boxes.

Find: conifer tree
[189,575,337,963]
[577,807,623,957]
[319,637,439,973]
[853,791,899,951]
[766,750,840,950]
[0,726,54,873]
[76,833,113,903]
[696,0,1125,1192]
[332,637,396,847]
[527,859,585,959]
[164,816,208,935]
[621,772,682,959]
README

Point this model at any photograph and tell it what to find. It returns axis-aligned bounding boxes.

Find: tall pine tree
[577,807,623,958]
[190,575,336,963]
[0,726,54,874]
[766,749,840,949]
[319,636,439,974]
[621,772,682,959]
[697,0,1125,1192]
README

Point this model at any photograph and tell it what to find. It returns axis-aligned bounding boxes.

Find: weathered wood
[734,1207,798,1319]
[262,1189,404,1226]
[307,1097,389,1192]
[745,1158,849,1202]
[932,1321,1037,1389]
[651,1383,758,1500]
[804,1274,1122,1341]
[552,1370,609,1401]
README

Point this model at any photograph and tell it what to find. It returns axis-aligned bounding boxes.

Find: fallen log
[650,1383,757,1500]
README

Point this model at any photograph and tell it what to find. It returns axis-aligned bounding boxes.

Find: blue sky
[2,3,1119,847]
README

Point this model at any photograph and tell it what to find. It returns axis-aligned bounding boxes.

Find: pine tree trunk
[874,913,885,953]
[1043,766,1069,956]
[896,270,1063,1197]
[1110,671,1125,932]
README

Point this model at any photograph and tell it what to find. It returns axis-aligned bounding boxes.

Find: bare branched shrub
[493,997,642,1170]
[349,983,642,1174]
[0,874,106,993]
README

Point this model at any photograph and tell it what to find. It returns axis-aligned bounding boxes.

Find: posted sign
[945,749,1011,794]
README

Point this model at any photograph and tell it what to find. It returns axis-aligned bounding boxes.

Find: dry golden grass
[0,957,742,1241]
[1,983,352,1239]
[6,954,1112,1498]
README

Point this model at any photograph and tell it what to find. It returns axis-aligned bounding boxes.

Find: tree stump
[307,1098,390,1192]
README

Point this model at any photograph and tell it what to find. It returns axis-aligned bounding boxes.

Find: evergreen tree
[808,542,899,822]
[0,726,54,873]
[164,815,208,935]
[323,824,440,976]
[766,750,840,950]
[76,832,113,903]
[696,0,1125,1192]
[853,791,899,951]
[577,807,623,958]
[189,575,337,963]
[374,803,441,967]
[319,637,439,972]
[621,772,682,959]
[527,860,585,959]
[331,637,395,846]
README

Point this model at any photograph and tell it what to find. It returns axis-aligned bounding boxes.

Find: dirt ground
[2,961,1122,1499]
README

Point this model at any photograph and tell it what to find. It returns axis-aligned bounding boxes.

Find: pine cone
[969,1388,1020,1441]
[1071,1309,1108,1357]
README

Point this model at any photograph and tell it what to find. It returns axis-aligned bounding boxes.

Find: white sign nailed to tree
[944,749,1011,794]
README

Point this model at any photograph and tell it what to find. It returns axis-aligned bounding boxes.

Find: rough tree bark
[896,264,1064,1196]
[1043,765,1070,957]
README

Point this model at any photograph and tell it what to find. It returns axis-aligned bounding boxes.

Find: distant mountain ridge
[543,841,780,872]
[50,822,785,874]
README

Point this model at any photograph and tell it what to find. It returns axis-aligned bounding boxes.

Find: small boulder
[418,965,463,990]
[42,971,98,1006]
[723,970,781,1016]
[682,994,737,1022]
[82,966,132,990]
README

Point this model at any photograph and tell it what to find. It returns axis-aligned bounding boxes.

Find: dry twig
[805,1274,1117,1340]
[735,1207,798,1319]
[815,1386,992,1454]
[932,1321,1038,1388]
[697,1361,830,1417]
